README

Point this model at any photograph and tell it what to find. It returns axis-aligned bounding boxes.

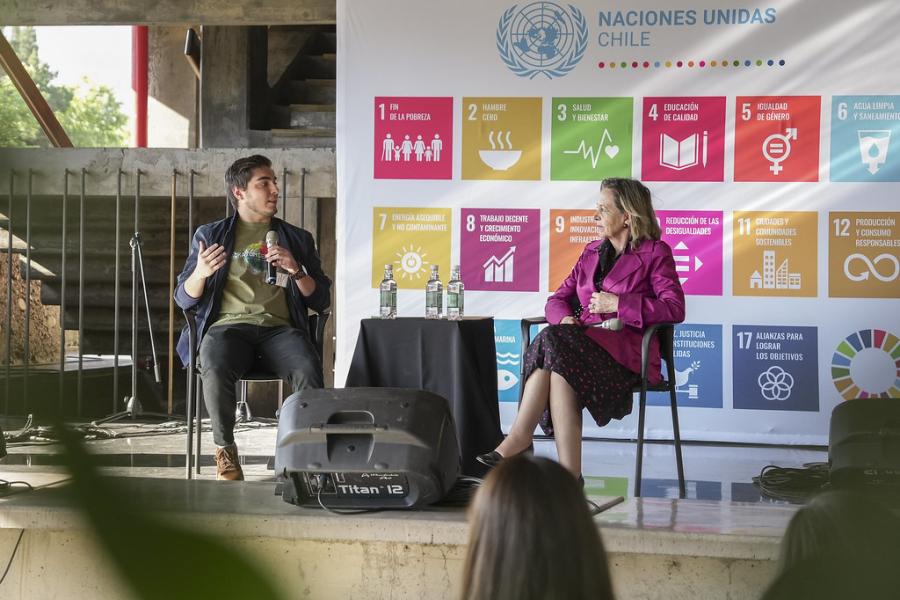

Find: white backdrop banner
[336,0,900,445]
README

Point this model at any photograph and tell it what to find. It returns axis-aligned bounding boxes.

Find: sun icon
[394,245,430,279]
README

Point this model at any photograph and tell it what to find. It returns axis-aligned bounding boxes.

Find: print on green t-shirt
[211,220,292,328]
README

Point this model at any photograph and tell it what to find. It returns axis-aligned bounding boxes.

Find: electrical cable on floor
[0,479,34,494]
[313,473,378,515]
[752,462,830,502]
[0,530,25,587]
[0,478,35,588]
[1,415,34,443]
[315,490,377,515]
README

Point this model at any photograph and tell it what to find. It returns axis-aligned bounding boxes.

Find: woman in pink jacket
[478,178,685,481]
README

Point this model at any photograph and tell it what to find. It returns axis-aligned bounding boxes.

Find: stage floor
[1,418,827,599]
[0,418,827,503]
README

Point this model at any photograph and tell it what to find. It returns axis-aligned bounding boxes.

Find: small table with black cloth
[345,317,503,476]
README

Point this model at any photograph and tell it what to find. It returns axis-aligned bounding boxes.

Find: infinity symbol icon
[843,253,899,282]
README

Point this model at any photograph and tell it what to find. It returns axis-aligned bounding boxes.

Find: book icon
[659,131,708,170]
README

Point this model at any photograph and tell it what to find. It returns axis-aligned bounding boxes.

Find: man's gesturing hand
[193,241,227,279]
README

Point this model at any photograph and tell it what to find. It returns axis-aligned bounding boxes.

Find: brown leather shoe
[215,444,244,481]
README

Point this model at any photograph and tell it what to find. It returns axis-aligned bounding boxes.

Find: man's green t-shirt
[210,220,291,329]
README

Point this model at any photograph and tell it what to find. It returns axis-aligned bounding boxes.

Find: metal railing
[1,164,311,419]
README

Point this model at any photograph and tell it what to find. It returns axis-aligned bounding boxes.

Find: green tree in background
[0,26,128,147]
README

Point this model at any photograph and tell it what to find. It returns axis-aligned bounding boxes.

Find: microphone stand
[93,232,182,425]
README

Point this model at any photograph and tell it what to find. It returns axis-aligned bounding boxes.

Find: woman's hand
[589,291,619,314]
[560,316,578,325]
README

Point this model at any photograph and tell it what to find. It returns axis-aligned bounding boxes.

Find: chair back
[639,323,677,390]
[308,310,330,361]
[657,324,677,388]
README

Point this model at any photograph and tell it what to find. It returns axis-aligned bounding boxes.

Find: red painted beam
[132,26,148,147]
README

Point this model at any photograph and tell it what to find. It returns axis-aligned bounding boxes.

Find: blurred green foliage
[1,26,127,147]
[55,423,284,600]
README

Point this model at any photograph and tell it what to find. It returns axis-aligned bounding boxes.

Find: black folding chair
[182,309,330,479]
[519,318,686,498]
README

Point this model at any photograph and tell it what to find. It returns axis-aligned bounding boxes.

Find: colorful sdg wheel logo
[496,2,588,80]
[831,329,900,399]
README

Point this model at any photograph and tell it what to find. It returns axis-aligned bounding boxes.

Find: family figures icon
[381,133,443,163]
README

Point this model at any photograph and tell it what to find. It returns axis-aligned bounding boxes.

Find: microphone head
[590,318,624,331]
[265,230,278,247]
[605,318,624,331]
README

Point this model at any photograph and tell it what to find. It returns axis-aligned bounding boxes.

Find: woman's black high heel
[475,450,504,468]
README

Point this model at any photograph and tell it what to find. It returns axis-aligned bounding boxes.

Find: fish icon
[497,369,519,391]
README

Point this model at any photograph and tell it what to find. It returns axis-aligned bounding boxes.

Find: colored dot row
[598,59,786,69]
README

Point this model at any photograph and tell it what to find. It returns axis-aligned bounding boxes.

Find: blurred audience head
[777,490,900,572]
[763,490,900,600]
[460,455,614,600]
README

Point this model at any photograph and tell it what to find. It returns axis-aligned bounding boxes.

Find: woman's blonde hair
[601,178,661,248]
[460,456,614,600]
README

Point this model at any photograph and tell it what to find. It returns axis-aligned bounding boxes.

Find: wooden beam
[0,0,336,26]
[0,30,73,148]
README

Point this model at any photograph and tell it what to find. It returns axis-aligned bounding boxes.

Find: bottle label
[380,290,396,307]
[447,292,459,309]
[427,290,441,308]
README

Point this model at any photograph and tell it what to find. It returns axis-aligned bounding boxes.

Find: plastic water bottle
[379,264,397,319]
[447,265,464,321]
[425,265,442,319]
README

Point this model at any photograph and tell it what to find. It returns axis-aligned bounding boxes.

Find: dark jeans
[199,324,323,446]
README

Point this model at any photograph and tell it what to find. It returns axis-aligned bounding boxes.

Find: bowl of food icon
[478,150,522,171]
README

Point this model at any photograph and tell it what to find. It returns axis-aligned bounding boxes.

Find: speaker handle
[310,423,389,433]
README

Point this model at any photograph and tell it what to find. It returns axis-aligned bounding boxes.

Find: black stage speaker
[830,398,900,489]
[275,387,460,509]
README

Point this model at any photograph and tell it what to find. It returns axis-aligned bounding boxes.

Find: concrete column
[200,26,250,147]
[149,26,199,147]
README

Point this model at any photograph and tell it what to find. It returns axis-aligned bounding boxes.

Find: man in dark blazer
[174,155,331,480]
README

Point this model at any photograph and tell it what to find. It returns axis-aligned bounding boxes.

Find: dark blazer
[545,238,685,383]
[173,214,331,365]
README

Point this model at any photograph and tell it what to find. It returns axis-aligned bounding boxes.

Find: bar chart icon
[483,246,516,282]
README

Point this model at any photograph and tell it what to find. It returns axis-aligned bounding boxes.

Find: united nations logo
[496,2,588,80]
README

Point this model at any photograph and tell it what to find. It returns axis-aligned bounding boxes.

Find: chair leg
[634,388,647,497]
[195,373,202,475]
[185,369,194,480]
[669,386,686,499]
[236,380,251,423]
[518,321,532,403]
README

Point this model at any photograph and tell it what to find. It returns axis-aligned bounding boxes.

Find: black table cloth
[345,317,503,476]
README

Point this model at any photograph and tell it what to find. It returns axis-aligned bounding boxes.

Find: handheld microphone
[265,230,278,285]
[590,318,623,331]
